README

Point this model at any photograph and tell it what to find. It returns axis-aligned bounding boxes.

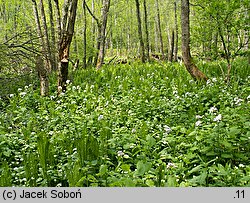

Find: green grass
[0,59,250,186]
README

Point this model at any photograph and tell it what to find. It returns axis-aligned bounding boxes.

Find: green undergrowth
[0,59,250,186]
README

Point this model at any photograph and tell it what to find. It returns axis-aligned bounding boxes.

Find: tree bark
[155,0,164,59]
[135,0,146,63]
[82,0,87,69]
[47,0,57,70]
[57,0,78,94]
[143,0,150,61]
[168,29,175,62]
[39,0,52,73]
[181,0,208,81]
[96,0,111,69]
[174,1,178,62]
[32,0,49,96]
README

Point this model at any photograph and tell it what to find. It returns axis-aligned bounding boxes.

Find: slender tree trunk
[53,0,62,47]
[181,0,208,81]
[32,0,49,96]
[168,29,175,62]
[135,0,146,63]
[155,0,164,59]
[174,1,178,61]
[82,0,87,69]
[47,0,57,70]
[39,0,52,73]
[154,16,159,53]
[143,0,150,61]
[57,0,78,94]
[96,0,111,69]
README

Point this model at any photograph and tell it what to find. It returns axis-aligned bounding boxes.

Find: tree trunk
[47,0,57,70]
[143,0,150,61]
[83,0,87,69]
[174,1,178,62]
[32,0,49,96]
[39,0,52,73]
[36,55,49,96]
[168,29,175,62]
[57,0,78,94]
[155,0,164,59]
[181,0,208,81]
[135,0,146,63]
[96,0,111,69]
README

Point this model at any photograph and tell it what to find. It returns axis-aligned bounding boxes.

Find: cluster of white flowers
[117,151,129,158]
[195,115,203,127]
[234,97,244,106]
[163,125,172,134]
[213,114,222,122]
[196,115,203,119]
[166,162,177,169]
[195,120,202,127]
[185,92,192,97]
[20,92,27,97]
[209,106,218,114]
[98,114,104,121]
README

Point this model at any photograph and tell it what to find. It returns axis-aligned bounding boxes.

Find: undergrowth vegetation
[0,59,250,186]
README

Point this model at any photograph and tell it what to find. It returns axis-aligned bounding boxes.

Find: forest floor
[0,59,249,186]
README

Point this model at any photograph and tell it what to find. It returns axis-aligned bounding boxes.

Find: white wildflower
[195,120,202,127]
[58,86,62,91]
[213,114,222,122]
[132,128,136,133]
[209,106,218,114]
[117,151,124,157]
[239,164,245,168]
[48,131,54,135]
[9,94,14,98]
[164,125,172,134]
[206,79,211,85]
[20,92,27,96]
[195,115,203,119]
[167,162,177,169]
[173,90,178,95]
[234,97,243,106]
[247,95,250,100]
[98,115,104,121]
[66,80,70,84]
[212,78,217,83]
[18,88,22,92]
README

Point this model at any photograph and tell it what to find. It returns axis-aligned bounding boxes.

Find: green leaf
[167,175,177,187]
[99,164,108,176]
[146,179,155,187]
[189,165,202,175]
[228,127,241,136]
[121,164,130,172]
[135,161,151,176]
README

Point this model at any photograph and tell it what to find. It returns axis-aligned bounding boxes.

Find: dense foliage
[1,59,249,186]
